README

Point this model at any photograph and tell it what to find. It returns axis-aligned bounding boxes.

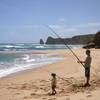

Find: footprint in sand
[40,84,45,86]
[41,97,47,99]
[15,93,20,95]
[30,93,36,96]
[8,86,18,89]
[48,98,56,100]
[20,85,27,90]
[86,91,91,94]
[23,96,31,99]
[87,94,92,98]
[66,98,70,100]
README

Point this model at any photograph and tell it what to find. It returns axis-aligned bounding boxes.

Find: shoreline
[0,50,63,79]
[0,48,100,100]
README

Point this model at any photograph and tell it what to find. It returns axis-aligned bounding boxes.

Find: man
[79,50,92,86]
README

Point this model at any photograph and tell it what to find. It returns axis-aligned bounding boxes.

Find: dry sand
[0,48,100,100]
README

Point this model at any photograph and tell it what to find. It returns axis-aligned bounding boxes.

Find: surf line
[46,25,84,68]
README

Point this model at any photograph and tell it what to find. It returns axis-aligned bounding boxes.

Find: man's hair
[86,49,90,53]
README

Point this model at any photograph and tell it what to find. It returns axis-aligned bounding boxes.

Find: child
[79,49,92,86]
[51,73,57,95]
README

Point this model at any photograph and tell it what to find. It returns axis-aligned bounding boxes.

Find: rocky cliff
[93,31,100,47]
[46,34,94,45]
[83,31,100,49]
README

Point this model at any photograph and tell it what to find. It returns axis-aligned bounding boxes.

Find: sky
[0,0,100,43]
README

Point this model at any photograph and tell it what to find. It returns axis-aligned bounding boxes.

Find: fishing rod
[46,25,85,68]
[45,70,72,84]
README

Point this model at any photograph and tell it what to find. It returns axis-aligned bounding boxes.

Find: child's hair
[51,73,56,77]
[86,49,90,53]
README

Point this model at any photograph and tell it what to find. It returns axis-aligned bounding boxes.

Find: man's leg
[87,77,90,84]
[54,88,56,94]
[85,68,90,86]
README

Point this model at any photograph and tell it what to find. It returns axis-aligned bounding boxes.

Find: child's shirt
[51,77,56,86]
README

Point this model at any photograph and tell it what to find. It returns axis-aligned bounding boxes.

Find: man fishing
[78,49,92,86]
[47,26,92,87]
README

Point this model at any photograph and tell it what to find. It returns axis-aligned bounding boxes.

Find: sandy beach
[0,48,100,100]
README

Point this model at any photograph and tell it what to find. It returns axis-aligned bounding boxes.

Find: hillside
[45,34,95,45]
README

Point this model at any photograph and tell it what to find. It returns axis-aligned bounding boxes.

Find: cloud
[49,22,100,37]
[49,22,100,33]
[0,25,43,29]
[75,22,100,28]
[49,25,62,29]
[59,18,65,22]
[60,28,77,33]
[49,25,77,33]
[23,25,42,28]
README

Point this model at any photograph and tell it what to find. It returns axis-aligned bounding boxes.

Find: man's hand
[77,61,82,63]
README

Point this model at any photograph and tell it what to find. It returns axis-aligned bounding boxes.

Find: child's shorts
[52,85,56,89]
[85,68,90,78]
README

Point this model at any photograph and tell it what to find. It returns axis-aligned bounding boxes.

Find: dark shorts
[52,85,56,89]
[85,68,90,78]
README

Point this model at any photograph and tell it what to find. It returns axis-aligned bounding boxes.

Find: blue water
[0,43,82,51]
[0,43,82,78]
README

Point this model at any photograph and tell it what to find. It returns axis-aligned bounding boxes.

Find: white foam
[27,59,35,62]
[0,63,35,78]
[35,45,44,48]
[0,53,63,78]
[23,55,30,60]
[5,45,14,48]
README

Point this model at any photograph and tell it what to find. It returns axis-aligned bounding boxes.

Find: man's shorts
[52,85,56,89]
[85,68,90,78]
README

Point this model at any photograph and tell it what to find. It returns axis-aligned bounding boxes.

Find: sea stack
[40,39,44,44]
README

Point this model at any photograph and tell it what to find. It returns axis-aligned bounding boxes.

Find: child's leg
[52,89,55,95]
[51,86,55,95]
[52,86,56,95]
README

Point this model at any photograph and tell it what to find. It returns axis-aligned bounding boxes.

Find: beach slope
[0,49,100,100]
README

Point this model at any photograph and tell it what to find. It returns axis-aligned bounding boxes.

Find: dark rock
[46,37,54,44]
[83,31,100,49]
[95,45,100,49]
[93,31,100,46]
[83,42,95,49]
[72,34,94,44]
[46,37,61,44]
[40,39,44,44]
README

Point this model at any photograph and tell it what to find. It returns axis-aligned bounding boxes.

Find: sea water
[0,43,82,78]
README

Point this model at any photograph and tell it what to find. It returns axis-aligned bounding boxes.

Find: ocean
[0,43,82,78]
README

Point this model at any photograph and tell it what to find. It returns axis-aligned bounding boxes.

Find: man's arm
[80,59,88,63]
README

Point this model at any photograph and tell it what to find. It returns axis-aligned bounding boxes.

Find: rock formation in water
[40,39,44,44]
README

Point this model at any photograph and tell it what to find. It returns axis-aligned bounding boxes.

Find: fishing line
[46,25,85,68]
[45,69,72,84]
